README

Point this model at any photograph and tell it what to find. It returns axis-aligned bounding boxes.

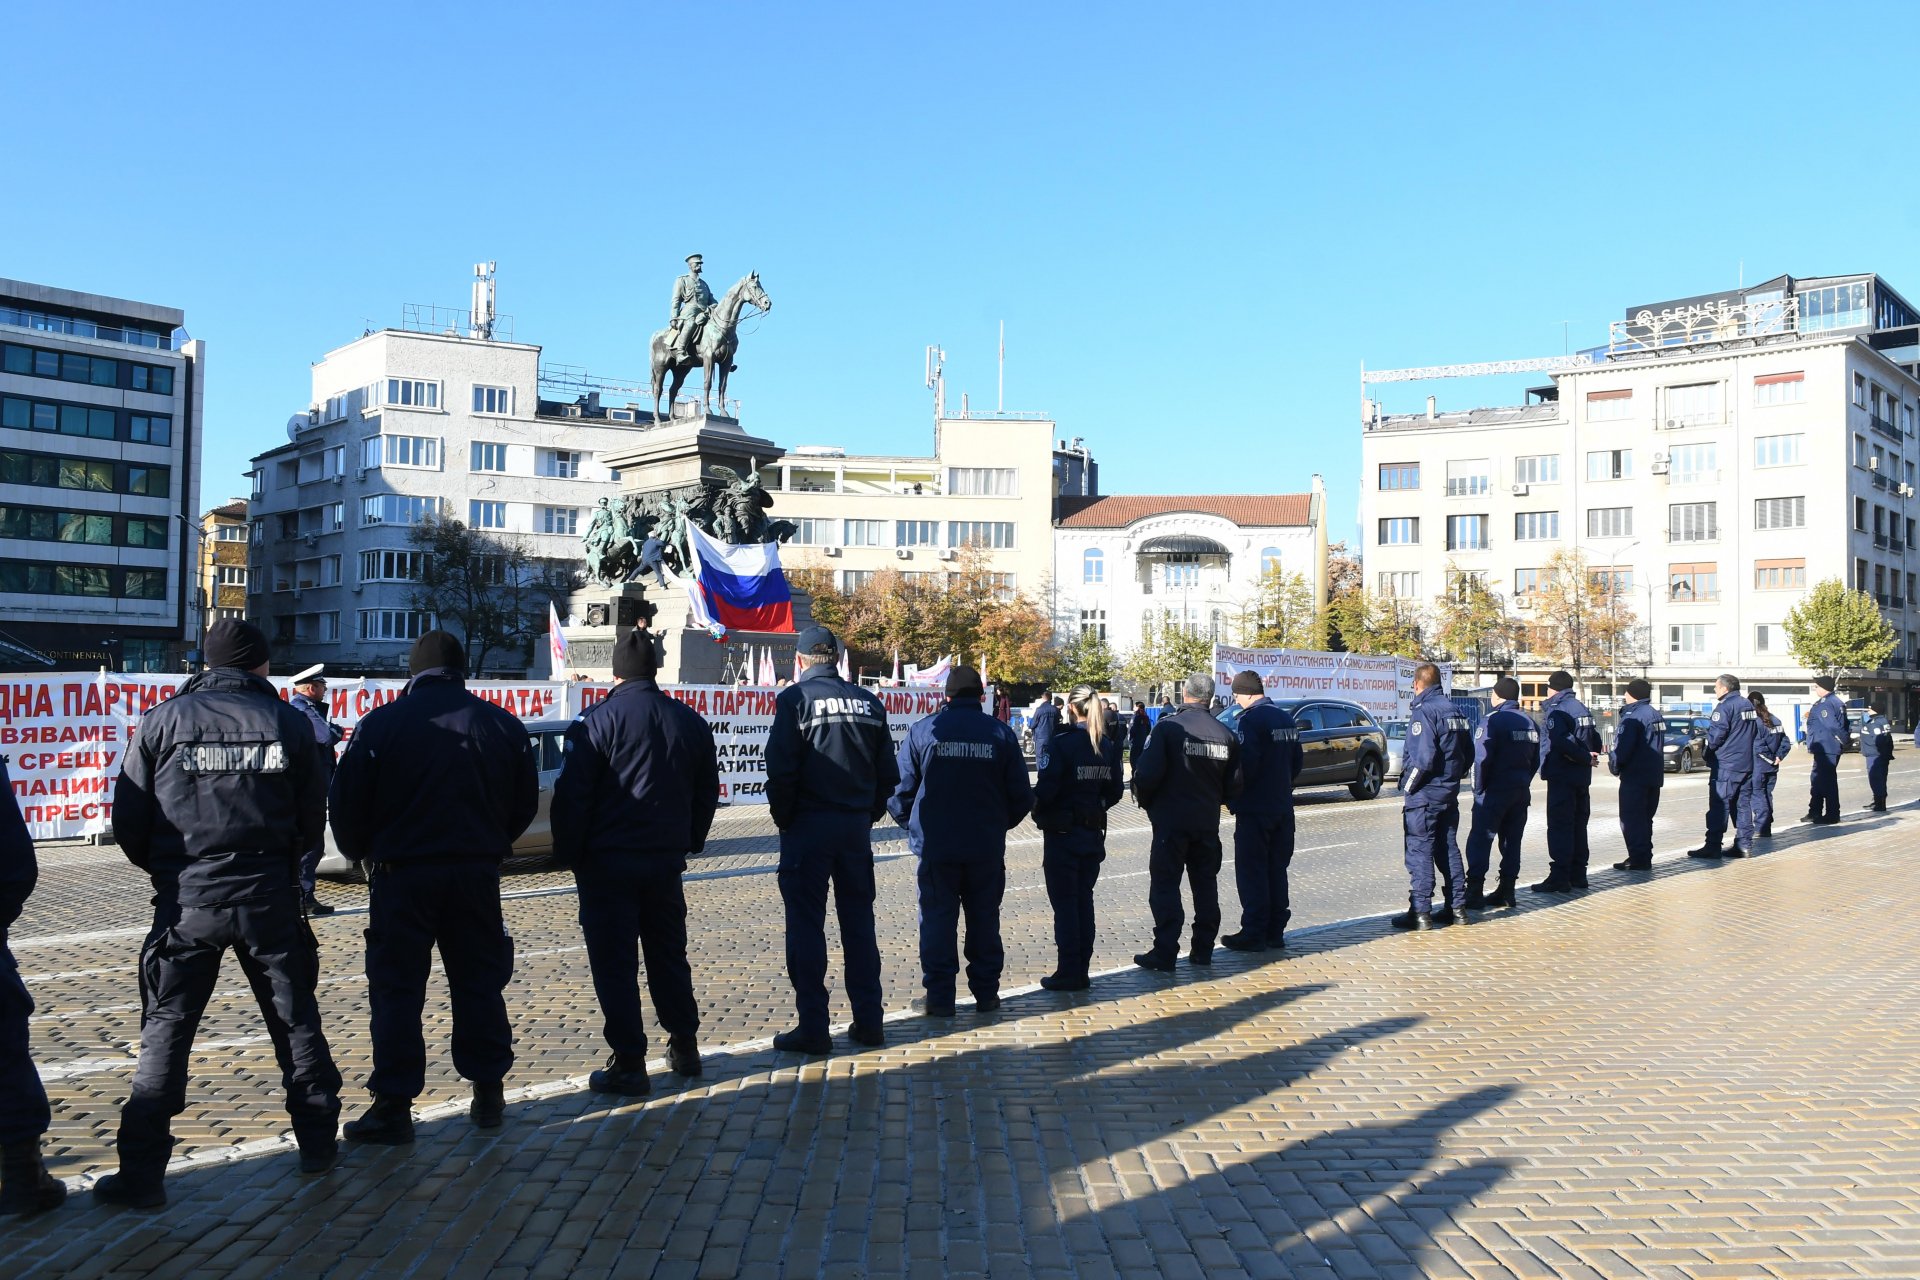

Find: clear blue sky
[8,2,1918,546]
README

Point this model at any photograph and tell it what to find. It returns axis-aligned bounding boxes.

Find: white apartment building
[1052,481,1326,654]
[1361,272,1920,719]
[250,323,641,675]
[766,415,1095,600]
[0,278,204,672]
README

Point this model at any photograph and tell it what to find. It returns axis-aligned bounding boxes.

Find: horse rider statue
[667,253,715,364]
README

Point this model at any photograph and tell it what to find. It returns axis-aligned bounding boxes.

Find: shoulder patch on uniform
[1711,712,1721,723]
[1410,721,1422,735]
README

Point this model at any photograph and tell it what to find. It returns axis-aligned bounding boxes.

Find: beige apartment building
[197,499,249,630]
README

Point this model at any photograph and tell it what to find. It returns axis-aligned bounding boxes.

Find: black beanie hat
[204,619,270,671]
[1625,678,1652,701]
[946,664,984,697]
[1230,670,1264,696]
[1812,674,1835,692]
[1493,676,1520,701]
[1547,670,1574,691]
[408,629,465,676]
[612,629,658,680]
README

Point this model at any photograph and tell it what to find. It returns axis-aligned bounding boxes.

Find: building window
[125,517,168,547]
[985,572,1017,598]
[1,395,116,440]
[1260,547,1282,574]
[1586,389,1632,422]
[1754,496,1806,530]
[1804,282,1870,333]
[1668,562,1719,602]
[895,520,938,547]
[1587,449,1632,481]
[1754,434,1803,467]
[1668,502,1717,543]
[1669,623,1710,656]
[1444,460,1489,497]
[469,501,507,530]
[1378,571,1419,597]
[1513,454,1559,485]
[1855,497,1868,532]
[215,522,247,542]
[1378,462,1420,490]
[363,435,438,469]
[1753,371,1805,405]
[1079,608,1107,640]
[1513,568,1544,598]
[1667,443,1716,484]
[539,506,578,536]
[362,495,438,526]
[842,570,876,591]
[1163,555,1199,588]
[359,609,435,641]
[1445,514,1488,551]
[122,569,166,600]
[1590,568,1633,596]
[470,442,508,473]
[1854,372,1868,407]
[360,549,425,582]
[385,378,439,409]
[1664,382,1721,427]
[472,385,513,415]
[792,517,832,546]
[538,449,580,479]
[948,520,1014,549]
[1083,548,1105,584]
[843,519,885,547]
[129,414,172,446]
[1379,517,1419,546]
[1587,507,1633,539]
[946,467,1018,496]
[1513,511,1559,541]
[0,449,138,495]
[1755,624,1776,653]
[1855,558,1869,592]
[217,565,247,586]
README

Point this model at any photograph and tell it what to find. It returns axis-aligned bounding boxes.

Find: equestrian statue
[649,253,771,423]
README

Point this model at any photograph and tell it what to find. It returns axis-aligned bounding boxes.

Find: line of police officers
[0,618,1903,1213]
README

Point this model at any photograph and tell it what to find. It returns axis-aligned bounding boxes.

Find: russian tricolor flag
[687,524,796,633]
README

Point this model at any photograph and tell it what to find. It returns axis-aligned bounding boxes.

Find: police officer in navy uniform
[1749,691,1790,837]
[1533,670,1602,893]
[1221,670,1302,952]
[1030,694,1060,760]
[765,626,898,1052]
[1609,679,1666,871]
[1032,686,1124,989]
[1132,672,1244,968]
[100,620,340,1207]
[1462,677,1538,910]
[1128,702,1152,773]
[553,630,720,1093]
[1803,674,1851,823]
[889,665,1032,1015]
[1393,663,1472,930]
[1860,698,1895,812]
[0,757,64,1215]
[288,664,343,916]
[1701,673,1760,857]
[330,630,538,1144]
[1687,733,1731,857]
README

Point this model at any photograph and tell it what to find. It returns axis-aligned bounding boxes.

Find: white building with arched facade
[1052,476,1327,666]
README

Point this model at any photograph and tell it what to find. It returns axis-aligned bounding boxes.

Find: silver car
[316,718,569,880]
[1381,719,1408,781]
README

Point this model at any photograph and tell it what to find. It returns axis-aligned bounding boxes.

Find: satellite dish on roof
[286,414,307,441]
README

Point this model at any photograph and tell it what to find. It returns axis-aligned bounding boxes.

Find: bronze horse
[649,272,771,423]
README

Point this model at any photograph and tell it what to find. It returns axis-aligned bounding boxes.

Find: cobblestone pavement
[5,756,1919,1276]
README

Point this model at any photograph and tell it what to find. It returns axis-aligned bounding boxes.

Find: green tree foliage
[1430,566,1517,682]
[1239,565,1324,649]
[1783,577,1897,677]
[1122,609,1217,697]
[1050,628,1118,691]
[407,515,572,676]
[1323,589,1424,658]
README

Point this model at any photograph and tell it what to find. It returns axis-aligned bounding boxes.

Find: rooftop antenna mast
[925,344,946,423]
[470,262,497,340]
[997,320,1004,413]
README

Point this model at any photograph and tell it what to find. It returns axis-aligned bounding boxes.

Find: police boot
[91,1167,166,1210]
[470,1081,505,1131]
[1463,877,1487,909]
[1685,843,1725,859]
[1483,877,1517,908]
[1040,967,1091,991]
[1612,859,1652,872]
[304,893,335,917]
[1530,873,1572,893]
[0,1141,67,1215]
[589,1053,655,1094]
[342,1093,415,1145]
[668,1034,701,1078]
[1429,902,1457,926]
[1758,822,1774,837]
[1219,931,1267,953]
[1389,898,1434,931]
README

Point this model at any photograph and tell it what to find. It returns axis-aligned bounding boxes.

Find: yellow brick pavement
[5,809,1920,1278]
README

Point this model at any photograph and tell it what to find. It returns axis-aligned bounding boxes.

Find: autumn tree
[407,514,572,676]
[1529,548,1637,690]
[1431,566,1518,683]
[1050,627,1118,691]
[1784,578,1897,680]
[1238,565,1323,649]
[1324,589,1424,658]
[1122,609,1217,700]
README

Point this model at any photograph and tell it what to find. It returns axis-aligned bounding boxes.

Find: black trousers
[778,810,883,1036]
[1041,833,1104,974]
[1231,809,1294,943]
[365,862,513,1099]
[1617,781,1662,866]
[0,953,50,1145]
[577,859,699,1059]
[917,858,1005,1002]
[1147,826,1223,961]
[1544,781,1592,881]
[120,893,341,1172]
[1463,789,1529,884]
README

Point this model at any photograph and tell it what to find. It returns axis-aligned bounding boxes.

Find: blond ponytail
[1070,685,1106,748]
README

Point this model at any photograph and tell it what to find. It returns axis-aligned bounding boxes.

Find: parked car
[1661,713,1710,773]
[317,718,568,881]
[1219,696,1390,800]
[1381,719,1408,781]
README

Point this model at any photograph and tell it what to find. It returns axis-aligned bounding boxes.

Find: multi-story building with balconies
[197,499,249,629]
[1361,272,1920,719]
[0,278,203,671]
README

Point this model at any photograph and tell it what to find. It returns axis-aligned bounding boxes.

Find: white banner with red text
[1210,646,1451,723]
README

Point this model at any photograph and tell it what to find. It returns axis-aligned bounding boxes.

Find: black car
[1220,696,1390,800]
[1661,714,1710,773]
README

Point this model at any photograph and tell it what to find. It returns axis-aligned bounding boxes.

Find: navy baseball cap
[796,626,836,656]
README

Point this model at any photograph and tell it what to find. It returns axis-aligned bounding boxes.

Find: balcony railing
[1872,413,1902,441]
[0,304,176,350]
[1872,471,1890,490]
[1894,596,1908,611]
[1875,533,1891,549]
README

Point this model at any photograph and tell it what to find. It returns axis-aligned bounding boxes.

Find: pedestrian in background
[1609,680,1666,870]
[890,666,1032,1015]
[1032,686,1124,990]
[765,626,897,1054]
[1222,670,1301,952]
[1462,677,1537,909]
[1534,670,1601,893]
[330,630,537,1145]
[1393,663,1472,930]
[1749,692,1789,837]
[554,630,719,1093]
[1860,699,1895,812]
[1,758,64,1216]
[1701,674,1759,859]
[1803,674,1850,823]
[100,620,339,1207]
[288,664,343,917]
[1128,702,1152,773]
[1131,673,1242,969]
[1029,694,1061,761]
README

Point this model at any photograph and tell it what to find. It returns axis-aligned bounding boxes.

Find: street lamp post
[172,512,204,669]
